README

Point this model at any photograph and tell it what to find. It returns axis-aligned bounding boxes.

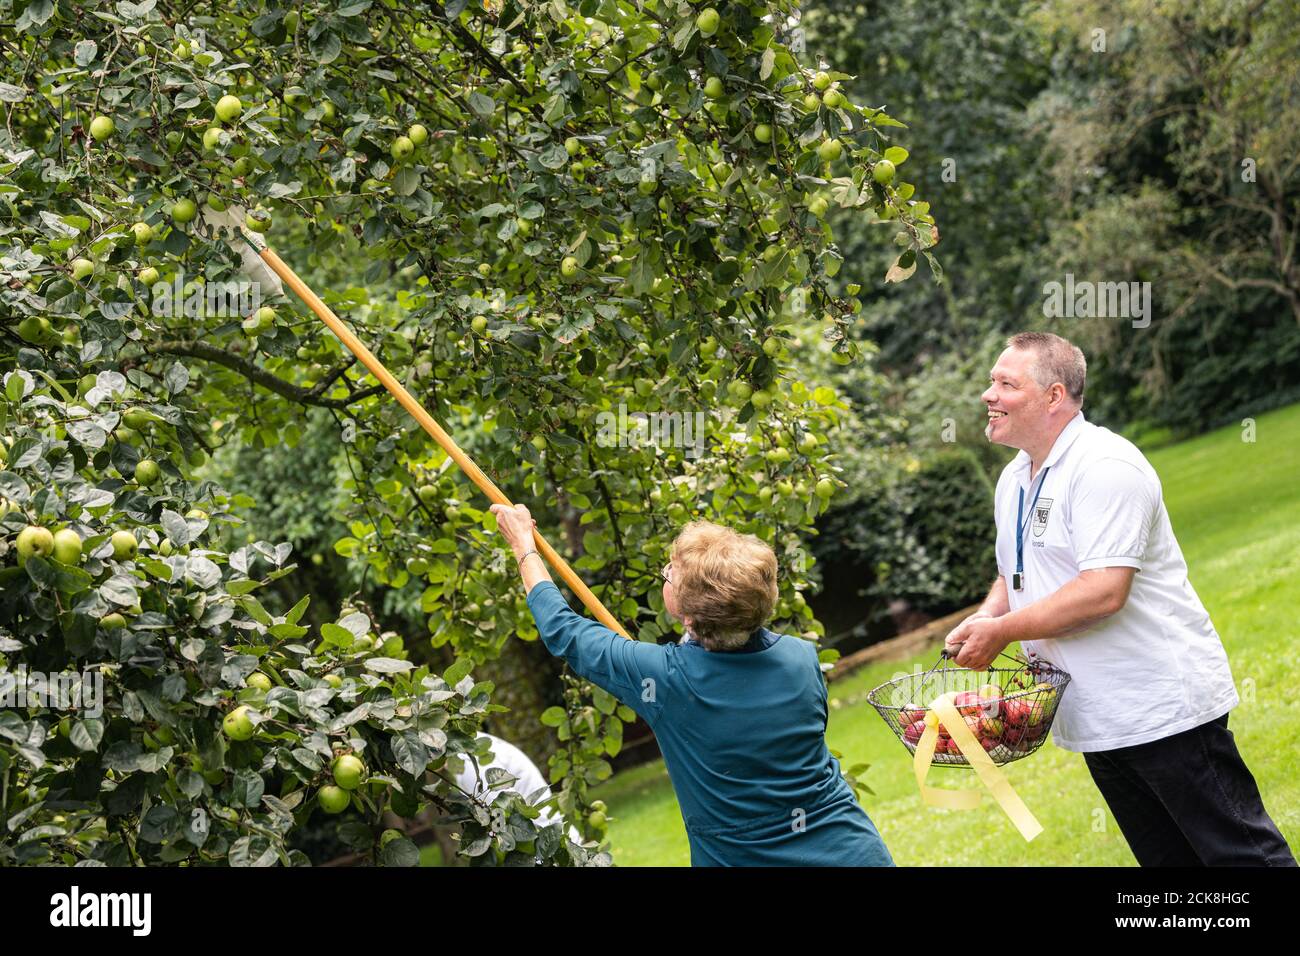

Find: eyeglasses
[661,562,672,584]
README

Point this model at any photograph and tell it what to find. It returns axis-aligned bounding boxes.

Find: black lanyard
[1013,466,1051,590]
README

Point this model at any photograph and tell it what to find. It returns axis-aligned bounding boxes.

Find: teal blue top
[526,580,894,867]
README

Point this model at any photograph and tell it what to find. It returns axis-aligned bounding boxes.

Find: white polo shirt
[453,734,582,842]
[993,410,1238,752]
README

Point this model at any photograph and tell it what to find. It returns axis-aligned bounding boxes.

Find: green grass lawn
[593,403,1300,865]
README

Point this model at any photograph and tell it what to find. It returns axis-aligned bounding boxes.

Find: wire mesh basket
[868,650,1071,768]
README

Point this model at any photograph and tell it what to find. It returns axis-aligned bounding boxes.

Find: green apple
[753,123,772,144]
[704,77,724,100]
[798,433,819,454]
[134,459,161,486]
[808,195,829,218]
[17,526,55,564]
[324,673,343,689]
[246,672,272,692]
[873,159,896,185]
[232,156,253,176]
[638,176,657,195]
[52,528,82,565]
[696,7,720,36]
[564,135,581,156]
[803,92,821,112]
[101,612,127,630]
[17,316,50,343]
[131,221,153,245]
[822,88,845,109]
[812,71,832,92]
[816,478,836,499]
[471,315,489,335]
[331,754,365,790]
[245,210,271,233]
[202,126,223,151]
[70,258,94,281]
[317,785,350,814]
[560,256,579,278]
[222,705,255,741]
[170,198,197,224]
[122,408,152,430]
[727,380,753,403]
[138,266,160,286]
[818,138,843,163]
[254,305,276,331]
[89,115,116,141]
[408,123,428,146]
[215,94,243,123]
[110,530,138,560]
[391,135,414,160]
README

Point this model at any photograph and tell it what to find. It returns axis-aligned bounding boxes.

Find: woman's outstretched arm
[490,502,665,723]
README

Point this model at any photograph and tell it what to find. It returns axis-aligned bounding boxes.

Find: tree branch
[138,340,388,409]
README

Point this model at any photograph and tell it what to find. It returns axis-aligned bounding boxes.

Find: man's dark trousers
[1083,712,1295,866]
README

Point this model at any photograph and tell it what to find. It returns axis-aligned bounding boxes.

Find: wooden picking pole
[240,228,631,640]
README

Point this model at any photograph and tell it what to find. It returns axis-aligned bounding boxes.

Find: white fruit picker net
[200,204,285,300]
[868,649,1071,768]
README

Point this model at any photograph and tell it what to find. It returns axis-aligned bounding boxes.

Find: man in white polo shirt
[944,331,1294,867]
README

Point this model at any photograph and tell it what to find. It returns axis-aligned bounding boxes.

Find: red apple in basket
[898,703,926,727]
[978,715,1004,740]
[902,719,926,745]
[954,691,984,717]
[1004,726,1034,750]
[1003,698,1032,728]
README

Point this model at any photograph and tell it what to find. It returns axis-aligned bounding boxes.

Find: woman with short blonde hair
[491,504,894,867]
[668,520,779,651]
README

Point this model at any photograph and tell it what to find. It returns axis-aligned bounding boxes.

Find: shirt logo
[1032,498,1054,537]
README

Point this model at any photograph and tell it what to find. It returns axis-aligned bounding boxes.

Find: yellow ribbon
[912,691,1043,842]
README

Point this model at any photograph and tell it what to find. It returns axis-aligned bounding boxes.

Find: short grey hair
[1006,332,1086,404]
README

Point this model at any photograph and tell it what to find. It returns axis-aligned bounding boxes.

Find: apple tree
[2,0,935,856]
